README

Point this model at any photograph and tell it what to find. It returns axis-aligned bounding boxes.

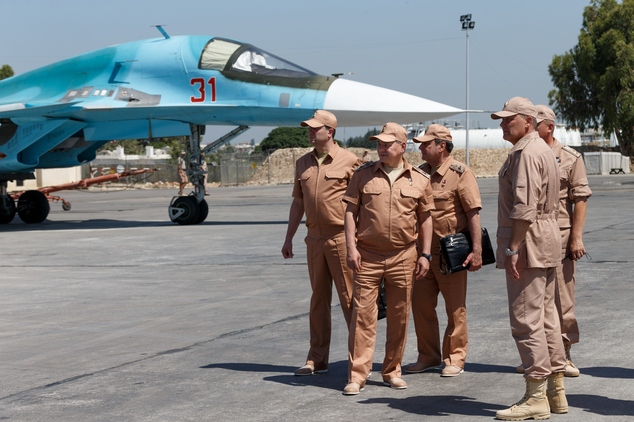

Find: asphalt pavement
[1,174,633,421]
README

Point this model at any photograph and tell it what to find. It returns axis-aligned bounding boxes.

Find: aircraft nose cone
[323,78,463,127]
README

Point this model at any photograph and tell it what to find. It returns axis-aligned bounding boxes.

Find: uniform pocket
[433,191,452,210]
[399,187,421,198]
[299,171,310,186]
[363,186,382,195]
[325,171,346,180]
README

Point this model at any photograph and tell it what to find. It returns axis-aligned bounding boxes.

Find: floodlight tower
[460,14,475,166]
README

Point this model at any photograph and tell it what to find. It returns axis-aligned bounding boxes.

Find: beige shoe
[404,361,443,373]
[294,364,328,376]
[441,365,464,377]
[515,363,525,374]
[564,361,580,377]
[383,377,408,389]
[343,382,364,395]
[546,372,568,414]
[495,379,550,421]
[564,343,580,377]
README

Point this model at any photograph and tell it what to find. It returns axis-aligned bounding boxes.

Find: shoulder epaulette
[561,145,582,158]
[449,162,466,174]
[355,161,374,172]
[412,166,431,179]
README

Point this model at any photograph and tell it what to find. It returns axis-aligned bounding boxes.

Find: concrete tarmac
[1,174,633,421]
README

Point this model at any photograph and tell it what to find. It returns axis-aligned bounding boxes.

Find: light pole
[460,14,475,166]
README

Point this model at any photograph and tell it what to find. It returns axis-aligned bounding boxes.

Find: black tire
[170,196,200,225]
[17,190,50,224]
[195,199,209,224]
[0,197,16,224]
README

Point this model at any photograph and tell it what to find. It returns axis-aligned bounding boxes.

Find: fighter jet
[0,27,462,225]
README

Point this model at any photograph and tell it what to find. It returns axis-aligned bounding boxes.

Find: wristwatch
[421,253,432,262]
[505,248,519,256]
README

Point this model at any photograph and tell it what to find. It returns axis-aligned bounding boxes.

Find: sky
[1,0,591,145]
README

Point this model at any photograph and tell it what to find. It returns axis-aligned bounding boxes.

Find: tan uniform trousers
[412,248,468,368]
[305,232,354,370]
[555,228,579,345]
[348,245,417,385]
[506,267,566,380]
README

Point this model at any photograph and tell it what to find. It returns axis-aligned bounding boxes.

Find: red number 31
[190,77,216,103]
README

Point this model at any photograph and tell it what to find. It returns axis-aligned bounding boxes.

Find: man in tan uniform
[405,124,483,378]
[492,97,568,420]
[523,104,590,377]
[282,110,361,376]
[341,122,434,395]
[178,151,188,196]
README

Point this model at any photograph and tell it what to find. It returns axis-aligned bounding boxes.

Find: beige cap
[301,110,337,129]
[491,96,537,119]
[413,123,452,143]
[370,122,407,143]
[535,104,556,123]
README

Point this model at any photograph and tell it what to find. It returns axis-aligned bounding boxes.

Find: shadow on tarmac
[358,395,503,418]
[568,394,634,417]
[201,360,349,392]
[0,219,289,231]
[581,366,634,378]
[463,362,517,374]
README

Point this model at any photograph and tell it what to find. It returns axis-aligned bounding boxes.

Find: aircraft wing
[0,102,81,120]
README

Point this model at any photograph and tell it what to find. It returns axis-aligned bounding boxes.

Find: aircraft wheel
[169,196,200,225]
[17,190,50,224]
[0,196,16,224]
[62,202,71,211]
[195,199,209,224]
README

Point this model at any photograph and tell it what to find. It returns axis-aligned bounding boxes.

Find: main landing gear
[0,177,50,224]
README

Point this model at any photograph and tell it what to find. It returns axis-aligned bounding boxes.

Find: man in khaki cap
[492,97,568,420]
[513,105,591,378]
[282,110,361,376]
[405,124,483,378]
[341,122,434,395]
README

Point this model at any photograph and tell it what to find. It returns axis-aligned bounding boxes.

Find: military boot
[546,372,568,414]
[496,378,551,421]
[564,342,580,377]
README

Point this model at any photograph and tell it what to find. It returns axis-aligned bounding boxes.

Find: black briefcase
[439,228,495,274]
[377,278,387,320]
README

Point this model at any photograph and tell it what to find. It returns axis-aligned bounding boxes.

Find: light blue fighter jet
[0,27,462,225]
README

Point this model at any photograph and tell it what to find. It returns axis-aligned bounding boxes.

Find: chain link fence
[89,152,270,186]
[218,152,267,186]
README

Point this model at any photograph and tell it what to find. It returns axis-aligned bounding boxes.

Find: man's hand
[505,254,520,280]
[281,240,293,259]
[569,237,586,261]
[347,247,362,272]
[464,249,483,272]
[415,256,430,279]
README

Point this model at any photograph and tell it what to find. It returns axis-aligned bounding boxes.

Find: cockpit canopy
[199,37,317,78]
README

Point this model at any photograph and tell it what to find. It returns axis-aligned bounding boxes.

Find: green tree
[346,128,379,149]
[257,127,310,153]
[549,0,634,156]
[0,64,14,80]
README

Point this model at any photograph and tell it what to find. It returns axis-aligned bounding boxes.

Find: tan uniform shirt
[342,159,434,256]
[420,156,482,250]
[551,139,592,229]
[497,131,562,268]
[292,143,361,238]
